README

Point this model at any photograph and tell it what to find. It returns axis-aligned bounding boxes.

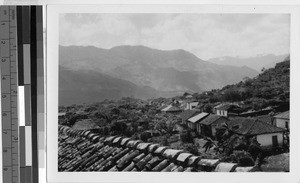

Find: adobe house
[216,104,243,117]
[199,114,229,137]
[184,100,199,110]
[180,110,200,124]
[187,112,209,132]
[272,111,289,131]
[228,117,286,149]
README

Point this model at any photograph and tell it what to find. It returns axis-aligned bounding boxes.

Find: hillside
[196,56,290,105]
[59,45,258,104]
[59,66,159,105]
[208,54,289,72]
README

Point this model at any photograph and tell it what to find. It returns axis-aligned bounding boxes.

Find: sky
[59,13,290,60]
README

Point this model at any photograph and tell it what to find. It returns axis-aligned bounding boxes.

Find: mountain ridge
[207,53,289,71]
[59,45,259,105]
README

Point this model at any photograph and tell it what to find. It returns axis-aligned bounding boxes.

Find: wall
[256,132,283,147]
[217,109,227,117]
[196,123,201,134]
[185,102,198,110]
[275,118,289,130]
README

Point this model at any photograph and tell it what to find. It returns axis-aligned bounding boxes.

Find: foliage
[154,115,179,136]
[182,143,200,156]
[110,121,127,135]
[203,104,213,113]
[230,150,255,167]
[202,137,218,152]
[140,131,152,142]
[180,129,194,143]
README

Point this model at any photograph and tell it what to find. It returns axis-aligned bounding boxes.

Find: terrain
[59,45,258,105]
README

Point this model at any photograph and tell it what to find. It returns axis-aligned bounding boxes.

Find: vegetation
[195,60,290,111]
[59,59,289,168]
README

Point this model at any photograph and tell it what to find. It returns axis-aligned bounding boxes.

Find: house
[228,117,286,149]
[216,104,242,117]
[187,112,209,132]
[184,101,199,110]
[180,110,200,124]
[161,105,182,114]
[199,114,229,137]
[272,111,289,131]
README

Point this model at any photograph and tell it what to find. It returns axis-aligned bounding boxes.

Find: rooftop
[273,111,289,119]
[200,114,228,126]
[58,125,255,172]
[161,105,182,112]
[187,112,209,123]
[180,110,200,121]
[228,117,286,136]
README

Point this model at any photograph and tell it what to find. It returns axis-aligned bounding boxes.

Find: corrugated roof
[58,125,255,172]
[274,111,289,119]
[188,112,209,123]
[161,105,181,112]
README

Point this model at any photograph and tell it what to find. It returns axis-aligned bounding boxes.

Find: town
[58,57,290,172]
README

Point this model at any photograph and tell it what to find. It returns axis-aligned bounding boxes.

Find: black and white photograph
[56,12,290,173]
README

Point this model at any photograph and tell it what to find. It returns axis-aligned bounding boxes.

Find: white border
[47,4,300,183]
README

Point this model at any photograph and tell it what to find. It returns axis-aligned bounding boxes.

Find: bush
[230,151,255,167]
[140,131,152,142]
[180,130,193,143]
[182,143,199,156]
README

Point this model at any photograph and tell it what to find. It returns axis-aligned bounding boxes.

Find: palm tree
[154,119,178,136]
[215,122,245,155]
[202,137,220,153]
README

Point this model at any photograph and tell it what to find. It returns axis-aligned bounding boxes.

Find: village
[58,59,290,172]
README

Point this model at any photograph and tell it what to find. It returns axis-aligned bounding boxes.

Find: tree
[140,131,152,142]
[110,121,127,135]
[154,118,178,136]
[222,89,242,102]
[182,143,200,156]
[247,137,262,160]
[180,129,193,143]
[203,104,213,113]
[215,123,244,155]
[230,151,255,167]
[202,137,219,153]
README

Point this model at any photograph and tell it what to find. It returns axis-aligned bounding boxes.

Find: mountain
[59,66,159,105]
[59,45,259,104]
[207,54,289,72]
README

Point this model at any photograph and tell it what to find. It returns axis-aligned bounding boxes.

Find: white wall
[275,118,289,130]
[196,123,201,134]
[256,132,283,147]
[217,109,227,117]
[185,102,198,110]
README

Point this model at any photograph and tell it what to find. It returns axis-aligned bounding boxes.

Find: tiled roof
[254,115,273,125]
[199,114,228,126]
[58,125,254,172]
[228,117,286,136]
[187,112,209,123]
[274,111,289,119]
[180,110,200,121]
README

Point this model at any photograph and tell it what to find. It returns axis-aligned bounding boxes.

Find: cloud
[59,13,290,60]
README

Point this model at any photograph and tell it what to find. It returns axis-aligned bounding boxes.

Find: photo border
[46,4,300,183]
